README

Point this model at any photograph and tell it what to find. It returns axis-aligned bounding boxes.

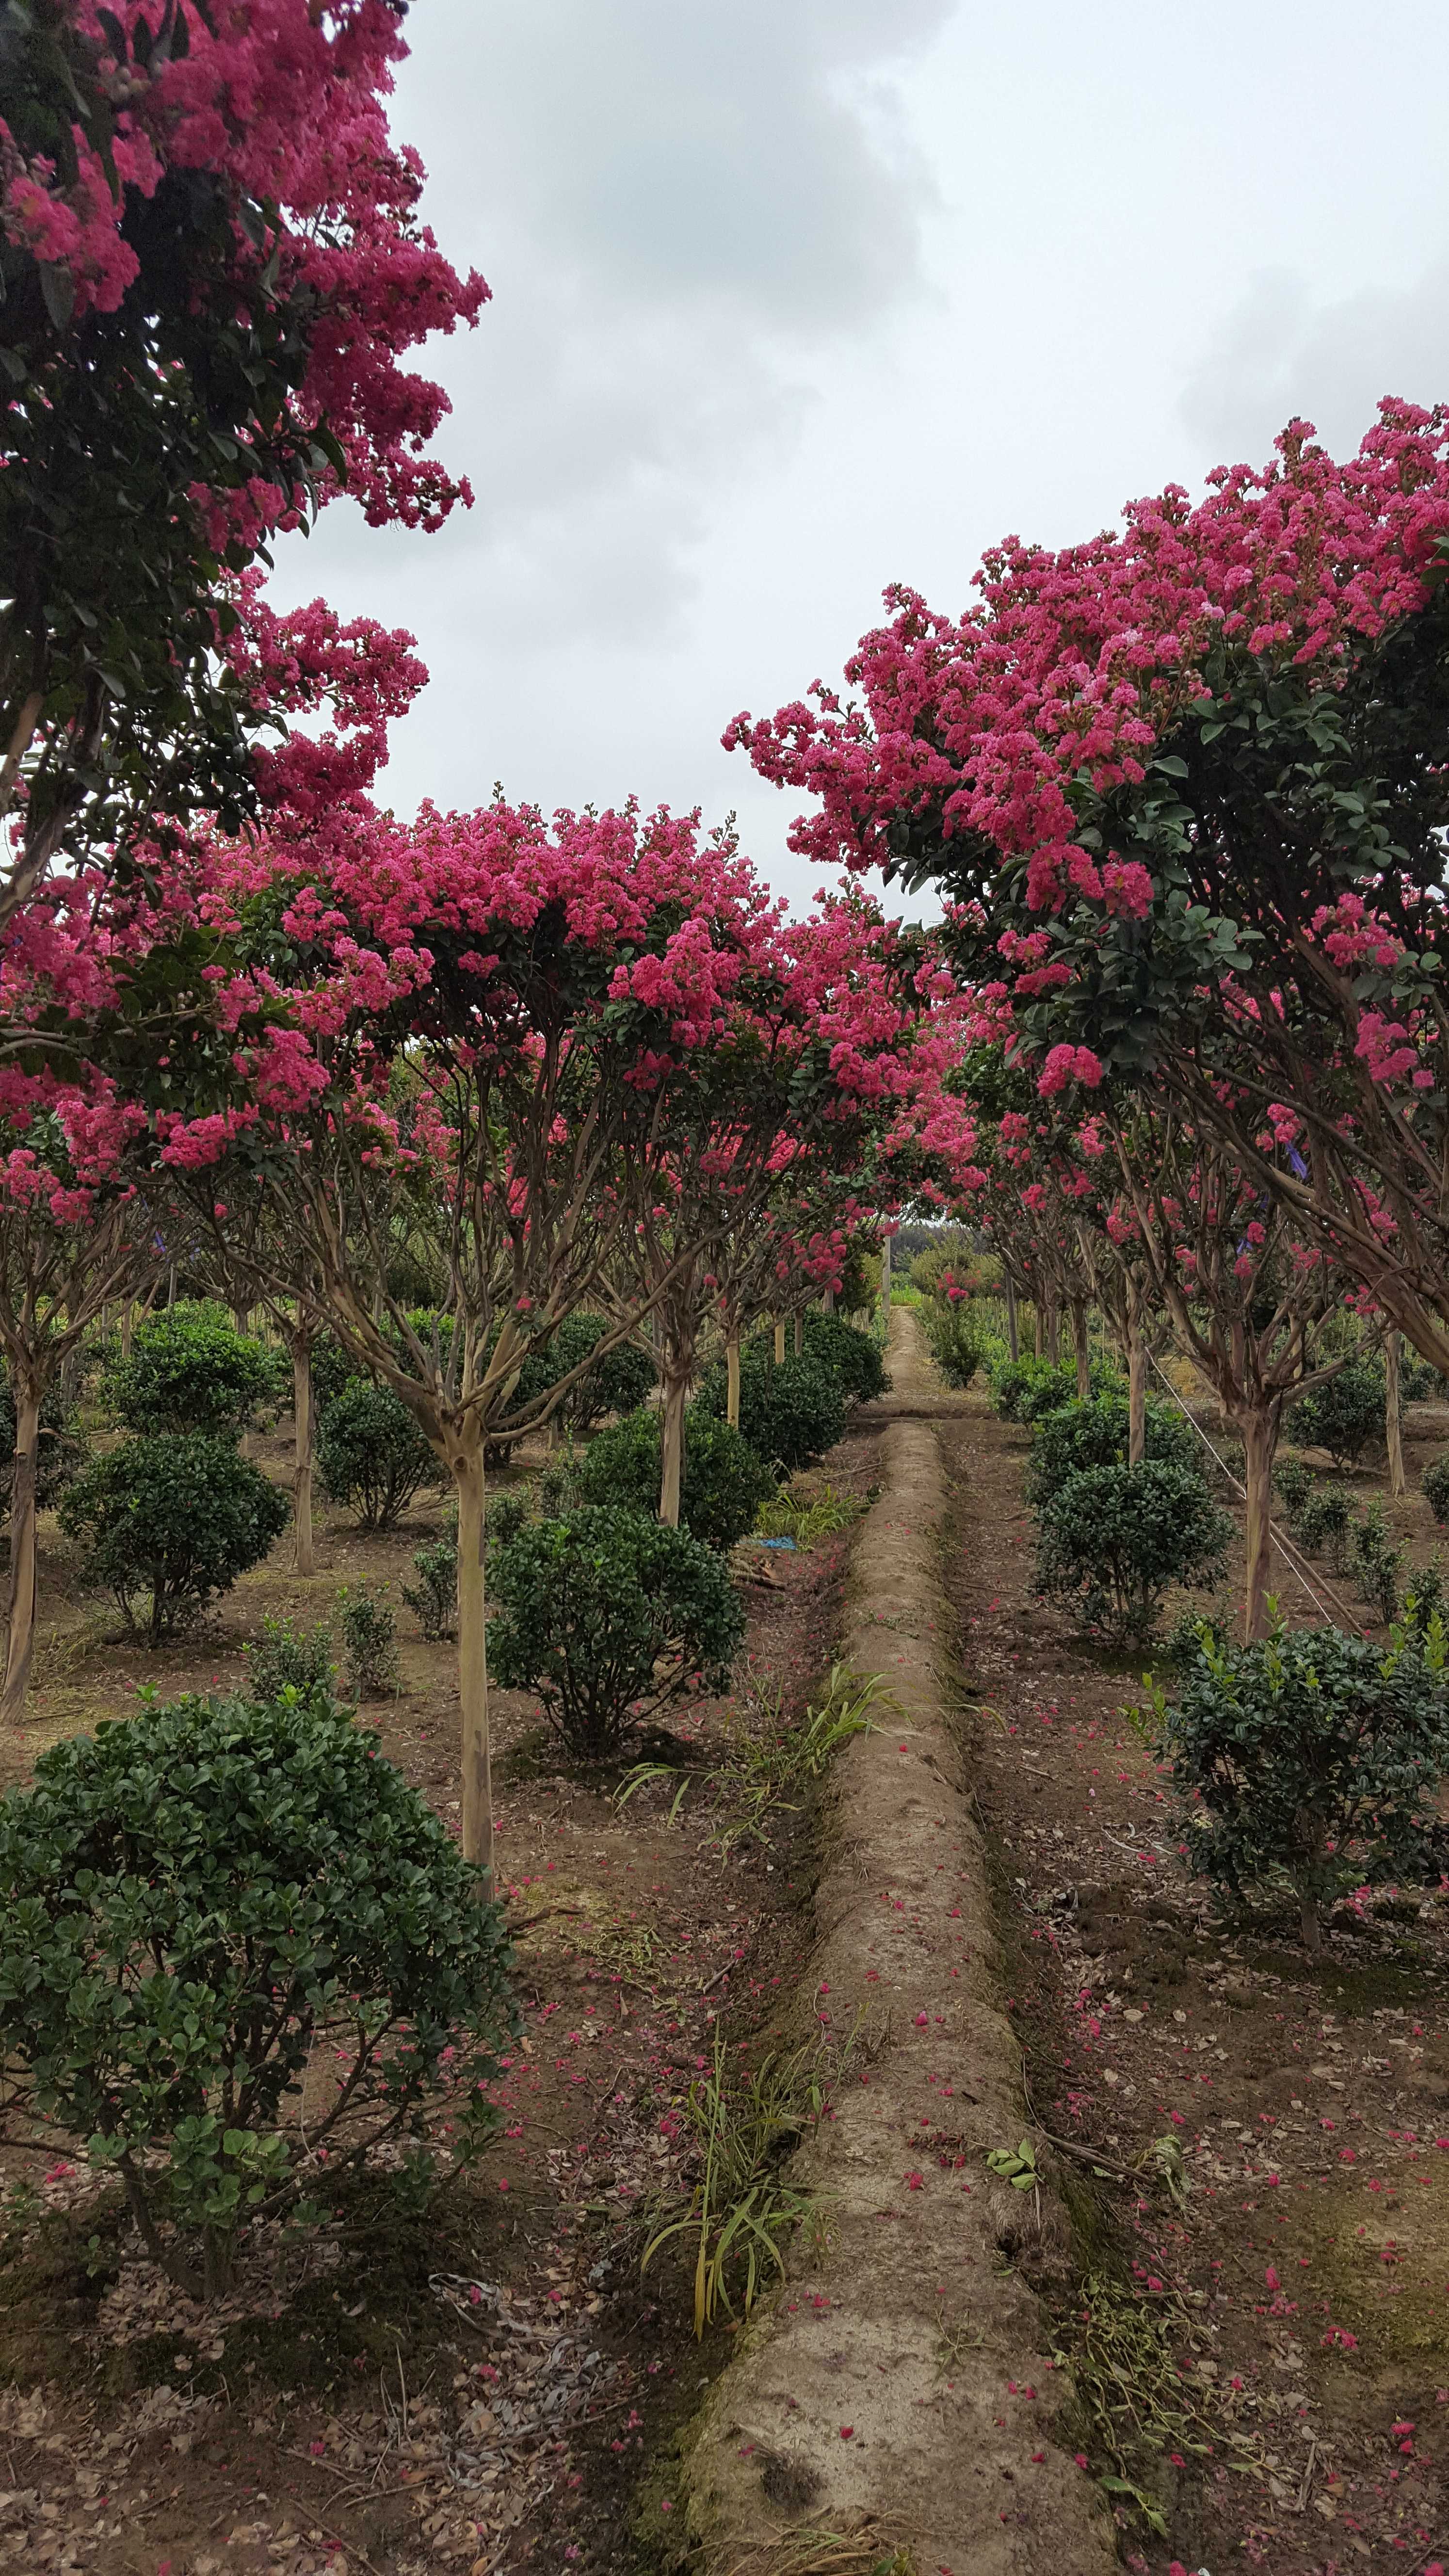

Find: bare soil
[0,1409,886,2576]
[937,1373,1449,2576]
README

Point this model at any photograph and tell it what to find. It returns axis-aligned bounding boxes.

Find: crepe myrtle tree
[0,0,485,925]
[148,799,831,1888]
[727,400,1449,1380]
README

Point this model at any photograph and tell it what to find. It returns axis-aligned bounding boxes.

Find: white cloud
[1180,261,1449,467]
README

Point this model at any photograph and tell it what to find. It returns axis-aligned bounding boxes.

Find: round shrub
[801,1311,889,1403]
[577,1405,774,1551]
[921,1298,987,1391]
[1034,1460,1231,1644]
[1274,1457,1316,1530]
[59,1434,290,1641]
[317,1380,441,1530]
[1024,1392,1198,1507]
[546,1312,657,1435]
[488,1504,744,1761]
[1424,1453,1449,1528]
[103,1303,285,1438]
[1155,1619,1449,1949]
[1297,1482,1358,1576]
[699,1348,846,1473]
[0,1688,516,2298]
[1290,1359,1385,1467]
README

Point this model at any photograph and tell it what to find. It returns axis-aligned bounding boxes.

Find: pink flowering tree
[0,0,484,921]
[149,801,826,1886]
[726,401,1449,1368]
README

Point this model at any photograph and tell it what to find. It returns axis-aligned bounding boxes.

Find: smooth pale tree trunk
[1,1378,43,1725]
[292,1337,315,1576]
[1385,1330,1405,1499]
[1235,1403,1280,1643]
[452,1422,494,1893]
[1070,1297,1091,1401]
[880,1233,892,1317]
[166,1262,177,1309]
[793,1313,804,1359]
[659,1364,689,1526]
[1045,1302,1060,1368]
[822,1287,835,1315]
[120,1302,135,1359]
[1004,1274,1019,1364]
[773,1316,787,1366]
[726,1334,741,1430]
[1127,1331,1148,1468]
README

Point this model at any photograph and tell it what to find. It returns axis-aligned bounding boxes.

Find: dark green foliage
[800,1311,889,1403]
[577,1407,774,1553]
[1354,1500,1405,1625]
[102,1304,283,1438]
[59,1435,289,1641]
[338,1583,399,1699]
[0,1689,515,2298]
[1034,1461,1231,1644]
[1424,1454,1449,1528]
[1023,1393,1198,1508]
[1402,1352,1449,1402]
[1401,1558,1449,1641]
[921,1298,988,1390]
[696,1347,846,1473]
[309,1331,359,1418]
[242,1614,335,1702]
[1290,1360,1386,1467]
[1157,1607,1231,1674]
[1274,1457,1316,1530]
[988,1354,1118,1422]
[488,1505,744,1760]
[402,1539,458,1642]
[1297,1483,1358,1576]
[317,1381,440,1530]
[0,1378,80,1516]
[540,1312,657,1435]
[1154,1620,1449,1945]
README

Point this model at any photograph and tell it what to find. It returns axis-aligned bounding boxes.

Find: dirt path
[934,1342,1449,2576]
[678,1308,1116,2575]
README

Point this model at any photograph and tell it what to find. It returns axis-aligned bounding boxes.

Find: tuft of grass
[617,1663,890,1854]
[755,1480,862,1545]
[1056,2270,1261,2536]
[726,2532,916,2576]
[642,2029,835,2337]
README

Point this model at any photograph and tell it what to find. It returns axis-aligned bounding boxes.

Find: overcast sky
[272,0,1449,910]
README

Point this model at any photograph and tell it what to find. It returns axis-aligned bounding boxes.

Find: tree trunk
[822,1286,835,1315]
[1385,1329,1405,1499]
[453,1428,494,1892]
[1127,1331,1148,1469]
[773,1315,787,1366]
[1,1377,43,1725]
[880,1232,892,1317]
[1238,1404,1280,1643]
[1004,1273,1019,1364]
[166,1262,177,1308]
[659,1367,689,1526]
[292,1337,315,1577]
[726,1334,741,1430]
[1299,1889,1322,1958]
[1033,1302,1044,1361]
[1045,1302,1060,1368]
[1071,1297,1090,1401]
[793,1312,804,1358]
[120,1302,135,1359]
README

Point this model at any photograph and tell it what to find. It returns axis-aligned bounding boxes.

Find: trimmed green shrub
[0,1688,516,2297]
[59,1435,289,1641]
[1157,1606,1231,1674]
[1297,1483,1358,1577]
[1354,1499,1405,1624]
[988,1353,1118,1423]
[242,1613,335,1701]
[0,1377,81,1517]
[102,1303,285,1438]
[317,1380,440,1530]
[543,1312,657,1434]
[1023,1392,1198,1508]
[1152,1618,1449,1949]
[1274,1457,1316,1530]
[1290,1360,1386,1467]
[488,1504,744,1761]
[1402,1557,1449,1640]
[697,1347,846,1473]
[1402,1352,1449,1402]
[577,1405,774,1551]
[402,1537,458,1641]
[921,1298,988,1390]
[338,1582,399,1698]
[801,1311,889,1403]
[1034,1460,1231,1644]
[1424,1454,1449,1528]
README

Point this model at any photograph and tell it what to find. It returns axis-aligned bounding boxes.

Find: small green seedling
[986,2136,1040,2190]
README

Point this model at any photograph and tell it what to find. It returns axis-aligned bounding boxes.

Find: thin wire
[1145,1352,1356,1630]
